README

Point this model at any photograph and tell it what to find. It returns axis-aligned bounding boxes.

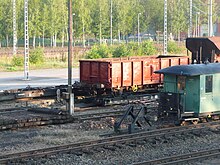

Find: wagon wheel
[192,120,199,125]
[206,117,212,122]
[201,118,207,123]
[132,85,138,92]
[180,121,186,126]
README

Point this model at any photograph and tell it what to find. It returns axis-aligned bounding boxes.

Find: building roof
[155,63,220,76]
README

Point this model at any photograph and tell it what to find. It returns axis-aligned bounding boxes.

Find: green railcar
[155,63,220,123]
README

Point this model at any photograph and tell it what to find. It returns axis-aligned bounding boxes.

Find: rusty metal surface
[80,56,189,89]
[112,62,121,88]
[122,61,132,87]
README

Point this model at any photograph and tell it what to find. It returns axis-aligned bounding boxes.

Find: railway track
[0,121,219,164]
[134,148,220,165]
[0,108,120,131]
[0,107,126,131]
[0,84,159,105]
[0,86,66,102]
[0,96,158,131]
[73,109,125,121]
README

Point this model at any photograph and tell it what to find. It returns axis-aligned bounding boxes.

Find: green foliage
[86,44,111,59]
[6,67,17,71]
[141,41,157,56]
[30,47,44,64]
[112,44,132,58]
[167,41,183,54]
[0,0,218,47]
[87,41,158,59]
[12,56,23,66]
[126,42,141,56]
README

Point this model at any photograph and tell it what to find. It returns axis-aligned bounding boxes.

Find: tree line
[0,0,219,47]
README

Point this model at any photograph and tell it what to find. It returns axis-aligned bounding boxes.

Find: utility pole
[164,0,167,55]
[196,12,197,37]
[110,0,113,45]
[67,0,74,115]
[138,13,141,46]
[99,2,102,45]
[208,0,213,36]
[189,0,193,37]
[13,0,17,56]
[24,0,29,80]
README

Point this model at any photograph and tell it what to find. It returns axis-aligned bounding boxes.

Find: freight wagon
[80,55,189,93]
[79,37,220,95]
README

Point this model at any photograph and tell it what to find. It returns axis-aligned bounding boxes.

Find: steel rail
[0,121,219,164]
[133,148,220,165]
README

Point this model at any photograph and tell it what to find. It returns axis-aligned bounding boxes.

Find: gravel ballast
[1,101,220,164]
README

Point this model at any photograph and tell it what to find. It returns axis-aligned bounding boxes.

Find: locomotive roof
[155,63,220,76]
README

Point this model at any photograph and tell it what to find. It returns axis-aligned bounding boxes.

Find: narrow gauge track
[0,86,66,102]
[0,107,28,113]
[0,121,219,164]
[0,107,127,131]
[0,97,158,131]
[72,109,125,121]
[0,84,158,106]
[0,111,72,131]
[0,107,149,131]
[134,148,220,165]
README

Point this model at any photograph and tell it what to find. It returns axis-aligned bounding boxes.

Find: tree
[0,0,219,48]
[0,0,13,47]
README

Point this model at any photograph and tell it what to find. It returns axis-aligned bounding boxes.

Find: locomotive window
[205,75,213,93]
[177,76,186,90]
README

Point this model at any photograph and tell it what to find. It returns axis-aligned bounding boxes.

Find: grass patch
[0,55,79,72]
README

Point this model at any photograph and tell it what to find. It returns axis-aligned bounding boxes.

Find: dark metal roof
[155,63,220,76]
[186,37,220,54]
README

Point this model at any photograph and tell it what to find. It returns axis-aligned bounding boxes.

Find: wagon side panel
[80,60,110,87]
[150,58,161,84]
[80,61,91,83]
[179,56,190,65]
[143,58,152,84]
[170,58,180,66]
[122,61,132,87]
[100,62,111,88]
[132,61,142,86]
[111,62,122,88]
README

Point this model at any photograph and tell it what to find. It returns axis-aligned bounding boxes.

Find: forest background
[0,0,219,71]
[0,0,219,47]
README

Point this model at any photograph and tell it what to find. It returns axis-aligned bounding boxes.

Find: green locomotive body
[155,63,220,123]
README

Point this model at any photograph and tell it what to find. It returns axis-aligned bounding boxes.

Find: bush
[30,47,44,64]
[112,44,131,57]
[86,44,111,59]
[12,55,23,66]
[6,67,17,71]
[167,41,182,54]
[127,42,141,56]
[141,41,157,56]
[85,41,158,59]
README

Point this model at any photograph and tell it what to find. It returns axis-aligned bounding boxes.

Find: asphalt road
[0,68,79,90]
